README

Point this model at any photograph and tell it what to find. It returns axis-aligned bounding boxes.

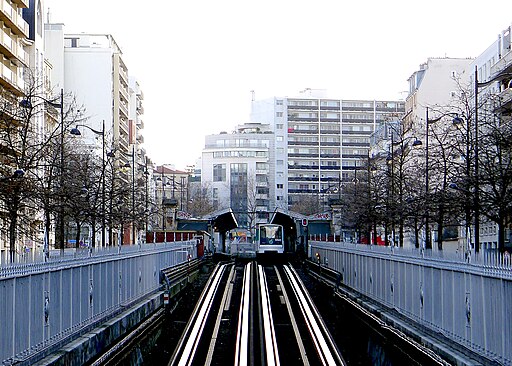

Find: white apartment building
[467,24,512,250]
[250,89,405,211]
[129,77,145,154]
[202,123,276,229]
[44,29,132,160]
[404,57,473,133]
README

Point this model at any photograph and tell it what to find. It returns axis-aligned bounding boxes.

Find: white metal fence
[310,241,512,365]
[0,241,197,365]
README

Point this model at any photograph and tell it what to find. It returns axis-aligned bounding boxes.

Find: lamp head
[13,169,24,178]
[412,139,422,147]
[70,126,81,135]
[452,116,464,125]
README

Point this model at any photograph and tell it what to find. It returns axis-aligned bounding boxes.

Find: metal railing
[310,241,512,365]
[0,241,197,365]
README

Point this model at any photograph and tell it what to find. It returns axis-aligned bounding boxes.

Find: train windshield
[259,225,283,245]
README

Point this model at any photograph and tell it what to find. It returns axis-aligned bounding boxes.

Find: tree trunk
[75,221,81,249]
[9,211,18,263]
[414,216,420,248]
[44,207,51,260]
[91,216,97,248]
[498,214,505,252]
[399,218,404,247]
[437,203,444,250]
[384,220,389,246]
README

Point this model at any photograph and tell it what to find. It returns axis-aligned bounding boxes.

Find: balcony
[288,164,319,170]
[288,129,318,135]
[11,0,29,8]
[288,153,319,158]
[288,188,319,194]
[319,130,340,135]
[319,141,340,147]
[491,49,512,78]
[320,153,340,158]
[497,87,512,111]
[319,105,340,111]
[0,61,22,94]
[0,0,29,37]
[289,176,319,182]
[288,104,318,110]
[288,141,319,146]
[288,116,318,122]
[341,130,373,135]
[0,29,27,67]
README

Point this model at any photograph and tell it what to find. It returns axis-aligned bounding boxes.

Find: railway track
[168,262,346,366]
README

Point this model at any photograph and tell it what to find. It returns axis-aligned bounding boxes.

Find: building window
[256,162,268,170]
[277,184,283,189]
[230,163,248,227]
[213,164,226,182]
[276,112,283,117]
[276,124,283,129]
[277,196,283,201]
[276,99,283,105]
[276,136,284,142]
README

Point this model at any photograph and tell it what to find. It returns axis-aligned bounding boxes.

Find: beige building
[0,0,31,256]
[0,0,29,95]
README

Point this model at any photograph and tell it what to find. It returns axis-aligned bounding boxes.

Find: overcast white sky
[45,0,512,170]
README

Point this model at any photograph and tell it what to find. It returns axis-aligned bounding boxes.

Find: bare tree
[290,194,322,216]
[188,182,215,218]
[0,73,83,261]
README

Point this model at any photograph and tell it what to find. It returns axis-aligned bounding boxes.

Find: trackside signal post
[301,218,309,258]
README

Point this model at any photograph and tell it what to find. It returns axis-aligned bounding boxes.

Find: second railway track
[168,261,346,366]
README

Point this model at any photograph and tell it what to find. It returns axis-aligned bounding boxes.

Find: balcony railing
[500,87,512,107]
[0,0,29,37]
[491,49,512,77]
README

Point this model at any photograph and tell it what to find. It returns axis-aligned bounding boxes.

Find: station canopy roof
[177,209,238,233]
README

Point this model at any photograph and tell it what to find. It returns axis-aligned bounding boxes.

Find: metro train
[255,223,284,254]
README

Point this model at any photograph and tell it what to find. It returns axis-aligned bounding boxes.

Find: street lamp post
[474,66,481,253]
[425,108,431,250]
[20,90,65,252]
[131,145,135,245]
[421,108,463,250]
[70,120,106,248]
[158,168,166,231]
[144,157,149,241]
[471,68,512,252]
[122,145,136,245]
[452,115,472,257]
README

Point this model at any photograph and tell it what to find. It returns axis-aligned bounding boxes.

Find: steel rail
[204,265,236,365]
[168,263,228,366]
[235,262,253,366]
[274,265,310,365]
[258,264,280,366]
[284,264,346,366]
